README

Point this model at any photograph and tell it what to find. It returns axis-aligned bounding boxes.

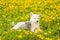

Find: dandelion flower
[0,24,2,26]
[5,31,8,34]
[21,17,24,20]
[59,28,60,30]
[29,32,32,35]
[58,38,60,40]
[17,35,22,38]
[48,31,51,34]
[35,28,40,33]
[45,38,53,40]
[24,30,30,35]
[2,15,6,18]
[44,32,48,35]
[57,23,60,25]
[0,36,2,40]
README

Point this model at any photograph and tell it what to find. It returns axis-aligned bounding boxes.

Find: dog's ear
[30,12,33,16]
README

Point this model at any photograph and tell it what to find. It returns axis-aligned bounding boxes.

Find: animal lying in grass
[11,12,42,32]
[11,21,31,30]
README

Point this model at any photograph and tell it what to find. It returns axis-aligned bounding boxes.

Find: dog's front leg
[31,28,35,32]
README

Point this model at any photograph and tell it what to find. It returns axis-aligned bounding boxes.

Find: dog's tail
[10,21,15,30]
[11,21,15,26]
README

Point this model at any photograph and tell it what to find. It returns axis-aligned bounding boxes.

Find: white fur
[30,12,41,32]
[11,21,30,30]
[11,12,41,32]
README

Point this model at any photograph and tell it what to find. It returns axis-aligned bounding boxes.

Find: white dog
[11,21,31,30]
[30,12,41,32]
[11,12,41,32]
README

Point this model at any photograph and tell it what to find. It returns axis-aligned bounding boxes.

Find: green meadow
[0,0,60,40]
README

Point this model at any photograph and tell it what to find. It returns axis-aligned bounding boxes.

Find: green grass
[0,0,60,40]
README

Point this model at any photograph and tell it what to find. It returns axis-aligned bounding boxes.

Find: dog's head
[30,12,41,23]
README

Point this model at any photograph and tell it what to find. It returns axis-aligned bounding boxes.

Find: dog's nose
[37,21,38,22]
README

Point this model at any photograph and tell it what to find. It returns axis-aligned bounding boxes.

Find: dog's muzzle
[37,21,39,22]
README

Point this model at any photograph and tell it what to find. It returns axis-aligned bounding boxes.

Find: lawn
[0,0,60,40]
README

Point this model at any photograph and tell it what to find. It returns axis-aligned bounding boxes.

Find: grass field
[0,0,60,40]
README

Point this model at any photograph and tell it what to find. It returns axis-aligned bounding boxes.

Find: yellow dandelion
[0,24,2,26]
[45,38,53,40]
[57,17,60,19]
[58,38,60,40]
[24,30,30,35]
[41,36,44,40]
[49,1,53,4]
[0,36,2,40]
[9,11,13,14]
[0,1,5,5]
[8,20,11,22]
[2,15,6,18]
[57,23,60,25]
[49,19,51,22]
[41,14,45,17]
[52,17,55,20]
[23,30,26,32]
[42,18,44,21]
[45,19,48,22]
[29,32,32,35]
[15,6,18,9]
[37,2,41,5]
[35,28,40,33]
[37,34,44,39]
[21,17,24,20]
[26,14,29,18]
[27,30,30,33]
[5,31,8,34]
[56,6,60,10]
[56,15,58,17]
[50,5,54,8]
[44,32,48,35]
[37,34,42,37]
[59,28,60,30]
[25,31,29,35]
[9,4,14,9]
[4,7,8,11]
[17,35,22,38]
[48,31,51,34]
